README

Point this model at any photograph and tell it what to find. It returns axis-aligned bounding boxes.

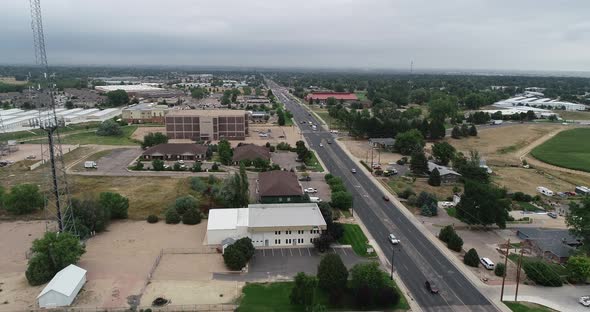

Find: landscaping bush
[494,263,506,277]
[147,215,159,223]
[182,207,202,225]
[5,184,44,215]
[438,225,456,243]
[523,261,563,287]
[165,208,181,224]
[99,192,129,219]
[174,195,198,215]
[152,159,165,171]
[464,248,480,267]
[398,187,415,199]
[190,177,207,192]
[96,119,122,136]
[223,244,247,270]
[406,194,417,206]
[324,173,334,182]
[447,233,464,252]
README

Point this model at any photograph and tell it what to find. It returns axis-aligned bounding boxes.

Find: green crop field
[531,128,590,172]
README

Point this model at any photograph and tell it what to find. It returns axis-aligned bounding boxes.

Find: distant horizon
[3,63,590,78]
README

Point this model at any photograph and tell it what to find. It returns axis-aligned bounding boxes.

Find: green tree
[105,89,129,106]
[494,263,506,277]
[456,180,509,229]
[5,184,44,215]
[469,124,478,136]
[233,237,256,260]
[295,140,311,161]
[96,119,122,136]
[142,132,168,148]
[317,253,349,294]
[277,108,286,126]
[331,191,353,210]
[326,97,337,106]
[438,225,456,243]
[223,244,247,270]
[0,186,5,210]
[394,129,425,155]
[25,232,85,285]
[410,149,428,175]
[99,192,129,219]
[428,168,441,186]
[451,126,462,139]
[350,262,385,304]
[190,87,209,99]
[174,195,198,215]
[152,159,165,171]
[217,139,233,165]
[566,256,590,283]
[242,86,252,95]
[429,118,446,140]
[182,206,202,225]
[409,88,430,104]
[290,272,318,308]
[191,161,202,172]
[165,207,181,224]
[463,248,480,267]
[218,167,250,208]
[133,160,144,170]
[461,123,470,137]
[566,198,590,254]
[71,198,110,237]
[432,142,456,166]
[447,233,464,252]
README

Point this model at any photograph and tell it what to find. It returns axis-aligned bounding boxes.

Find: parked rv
[537,186,554,197]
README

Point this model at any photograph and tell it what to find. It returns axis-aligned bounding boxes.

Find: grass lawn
[0,122,101,142]
[516,201,544,212]
[48,125,139,145]
[305,151,324,172]
[504,301,558,312]
[338,224,375,257]
[313,110,343,130]
[531,128,590,172]
[355,91,367,101]
[237,281,409,312]
[558,110,590,121]
[446,207,457,218]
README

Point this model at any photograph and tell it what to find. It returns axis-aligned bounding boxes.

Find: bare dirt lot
[0,221,50,311]
[1,143,78,163]
[131,126,166,141]
[340,138,402,166]
[76,221,240,309]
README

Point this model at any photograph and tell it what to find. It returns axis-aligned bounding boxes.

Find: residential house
[428,161,461,184]
[257,170,304,203]
[517,228,582,264]
[232,144,271,165]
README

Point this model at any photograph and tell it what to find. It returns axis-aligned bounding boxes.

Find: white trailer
[84,161,97,169]
[537,186,554,196]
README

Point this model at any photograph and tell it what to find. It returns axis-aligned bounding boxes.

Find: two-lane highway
[269,81,497,312]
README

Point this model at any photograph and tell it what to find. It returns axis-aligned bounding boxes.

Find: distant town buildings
[95,84,183,99]
[122,103,169,124]
[165,109,248,141]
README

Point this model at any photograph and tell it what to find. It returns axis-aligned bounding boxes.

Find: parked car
[389,234,400,244]
[425,281,439,294]
[480,257,495,270]
[579,296,590,307]
[304,188,318,193]
[383,196,390,202]
[299,176,311,181]
[547,212,558,219]
[351,168,357,173]
[327,140,332,144]
[309,196,322,203]
[319,143,323,147]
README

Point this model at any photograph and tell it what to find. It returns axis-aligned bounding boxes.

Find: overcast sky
[1,0,590,72]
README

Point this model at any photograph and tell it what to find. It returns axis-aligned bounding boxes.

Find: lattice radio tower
[29,0,76,235]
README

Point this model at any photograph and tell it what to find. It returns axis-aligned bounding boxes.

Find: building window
[275,231,281,235]
[275,239,281,244]
[285,230,292,235]
[310,229,319,234]
[310,238,313,243]
[286,239,292,244]
[298,238,303,244]
[298,230,304,234]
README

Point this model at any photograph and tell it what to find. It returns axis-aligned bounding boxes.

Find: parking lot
[299,175,331,203]
[214,247,366,281]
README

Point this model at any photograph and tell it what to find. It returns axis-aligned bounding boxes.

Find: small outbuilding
[37,264,87,308]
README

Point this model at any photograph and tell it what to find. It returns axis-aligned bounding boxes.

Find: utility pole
[500,239,510,302]
[390,248,395,280]
[515,248,524,301]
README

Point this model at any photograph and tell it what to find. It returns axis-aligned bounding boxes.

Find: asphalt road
[268,81,497,312]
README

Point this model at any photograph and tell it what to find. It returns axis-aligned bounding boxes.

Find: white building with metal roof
[37,264,87,308]
[206,203,327,247]
[494,95,587,111]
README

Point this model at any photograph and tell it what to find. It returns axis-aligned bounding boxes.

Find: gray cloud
[1,0,589,71]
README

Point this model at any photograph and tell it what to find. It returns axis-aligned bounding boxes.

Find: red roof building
[305,92,358,101]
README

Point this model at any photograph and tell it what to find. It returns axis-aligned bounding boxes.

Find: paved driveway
[213,246,367,281]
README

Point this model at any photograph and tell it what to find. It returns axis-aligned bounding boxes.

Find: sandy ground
[141,254,241,306]
[73,220,237,309]
[340,138,402,165]
[0,221,48,311]
[1,144,77,163]
[131,126,166,141]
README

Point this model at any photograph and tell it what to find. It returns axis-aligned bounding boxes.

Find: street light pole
[390,248,395,280]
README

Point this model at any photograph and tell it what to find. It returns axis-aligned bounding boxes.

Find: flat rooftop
[167,109,247,117]
[95,85,164,92]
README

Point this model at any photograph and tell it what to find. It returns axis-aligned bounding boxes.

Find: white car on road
[389,234,400,245]
[351,168,357,173]
[304,188,318,194]
[580,296,590,307]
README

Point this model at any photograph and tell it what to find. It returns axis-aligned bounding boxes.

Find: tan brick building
[165,110,248,141]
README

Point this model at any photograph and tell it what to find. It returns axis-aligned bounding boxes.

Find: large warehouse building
[165,109,248,141]
[206,203,327,247]
[494,95,587,111]
[122,103,169,124]
[305,92,358,102]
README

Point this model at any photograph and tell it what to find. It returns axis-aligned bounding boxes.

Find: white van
[537,186,554,197]
[480,257,495,270]
[309,196,322,203]
[84,161,97,169]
